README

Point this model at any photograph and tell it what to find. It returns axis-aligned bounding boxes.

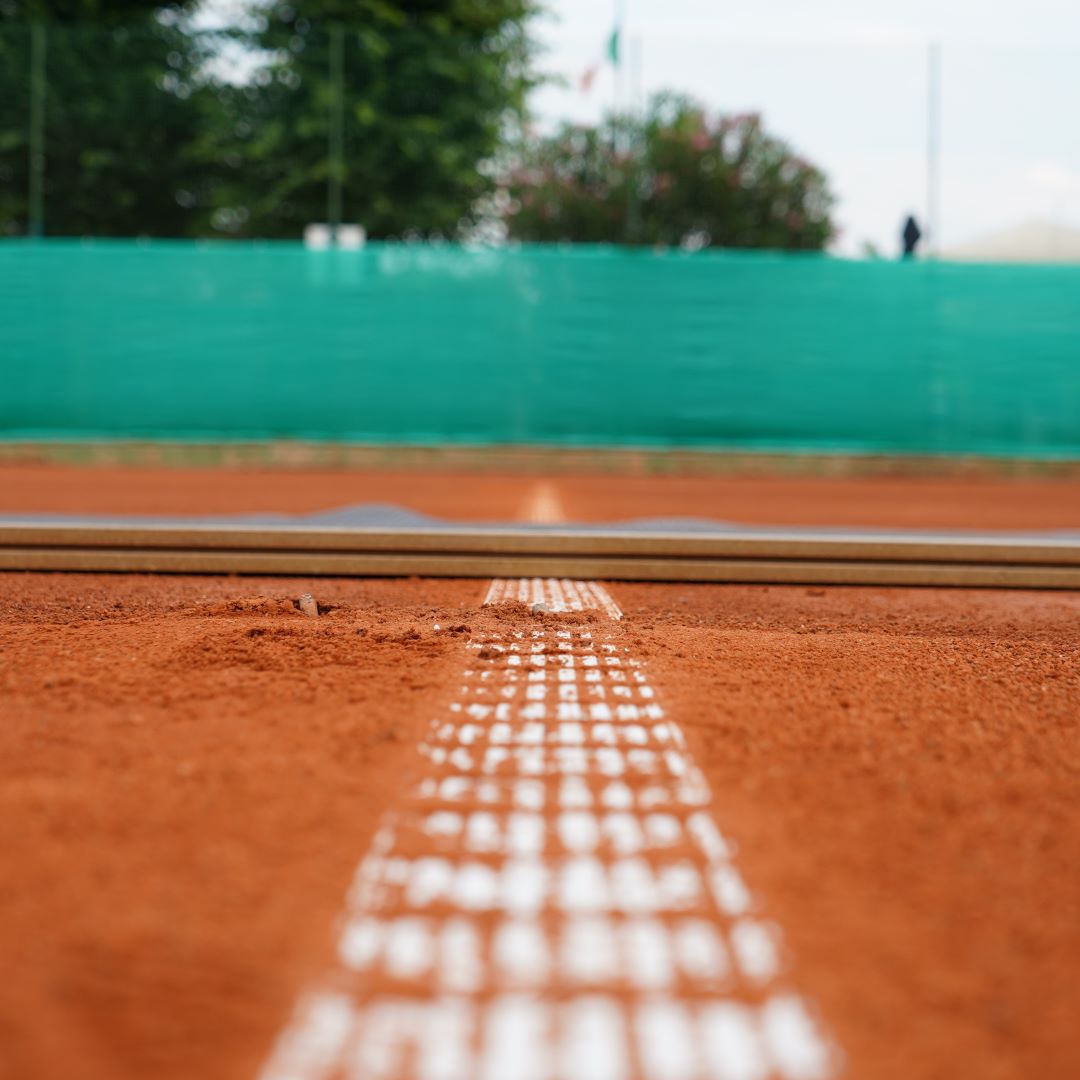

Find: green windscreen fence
[2,241,1079,457]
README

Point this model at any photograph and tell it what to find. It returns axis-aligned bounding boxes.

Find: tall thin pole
[328,24,345,233]
[28,21,46,238]
[612,0,625,117]
[632,31,643,116]
[626,34,642,243]
[926,42,942,257]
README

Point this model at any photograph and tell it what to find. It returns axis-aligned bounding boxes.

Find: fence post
[328,23,345,233]
[625,33,642,244]
[28,20,46,238]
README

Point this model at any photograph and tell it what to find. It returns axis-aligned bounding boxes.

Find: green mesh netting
[2,240,1078,457]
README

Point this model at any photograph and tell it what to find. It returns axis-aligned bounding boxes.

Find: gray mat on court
[2,504,1079,540]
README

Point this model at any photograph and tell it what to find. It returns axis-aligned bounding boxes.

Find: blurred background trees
[1,1,537,239]
[208,1,538,239]
[504,93,835,250]
[0,6,834,247]
[0,1,212,237]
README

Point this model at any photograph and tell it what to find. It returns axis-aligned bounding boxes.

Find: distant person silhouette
[902,214,922,258]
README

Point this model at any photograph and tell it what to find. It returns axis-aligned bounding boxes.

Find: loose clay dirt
[2,573,1078,1079]
[1,574,479,1080]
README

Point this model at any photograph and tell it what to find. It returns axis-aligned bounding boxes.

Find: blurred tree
[205,1,539,239]
[0,2,214,236]
[504,93,835,250]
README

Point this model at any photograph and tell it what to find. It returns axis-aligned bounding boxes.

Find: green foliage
[0,13,833,247]
[205,1,538,239]
[0,24,34,232]
[0,2,538,238]
[505,93,836,250]
[0,1,180,18]
[0,7,215,237]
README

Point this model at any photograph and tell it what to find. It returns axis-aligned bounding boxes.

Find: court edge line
[256,578,840,1080]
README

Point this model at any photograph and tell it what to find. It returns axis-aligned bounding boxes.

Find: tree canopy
[0,1,539,238]
[0,10,836,248]
[0,4,215,236]
[207,0,538,239]
[504,93,835,250]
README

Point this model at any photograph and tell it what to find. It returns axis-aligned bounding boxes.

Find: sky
[529,0,1080,255]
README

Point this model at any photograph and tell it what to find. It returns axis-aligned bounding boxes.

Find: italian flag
[580,25,620,93]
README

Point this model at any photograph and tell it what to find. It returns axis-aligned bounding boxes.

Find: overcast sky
[530,0,1080,254]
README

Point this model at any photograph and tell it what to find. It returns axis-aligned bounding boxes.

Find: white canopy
[943,220,1080,264]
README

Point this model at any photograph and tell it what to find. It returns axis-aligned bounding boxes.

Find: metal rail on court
[1,524,1079,588]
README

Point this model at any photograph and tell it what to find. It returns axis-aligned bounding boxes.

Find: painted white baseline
[259,580,838,1080]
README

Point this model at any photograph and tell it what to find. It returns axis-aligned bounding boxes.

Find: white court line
[484,578,623,621]
[520,482,568,525]
[259,581,838,1080]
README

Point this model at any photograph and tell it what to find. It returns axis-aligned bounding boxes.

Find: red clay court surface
[2,463,1079,1080]
[4,462,1080,530]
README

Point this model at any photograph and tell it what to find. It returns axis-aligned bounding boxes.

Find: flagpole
[927,41,942,258]
[631,32,642,116]
[613,0,625,116]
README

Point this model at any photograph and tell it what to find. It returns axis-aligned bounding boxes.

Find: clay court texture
[3,458,1080,1080]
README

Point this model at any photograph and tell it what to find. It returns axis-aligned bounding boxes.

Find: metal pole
[612,0,625,117]
[626,34,642,243]
[328,24,345,234]
[632,31,644,116]
[927,42,941,257]
[28,20,46,238]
